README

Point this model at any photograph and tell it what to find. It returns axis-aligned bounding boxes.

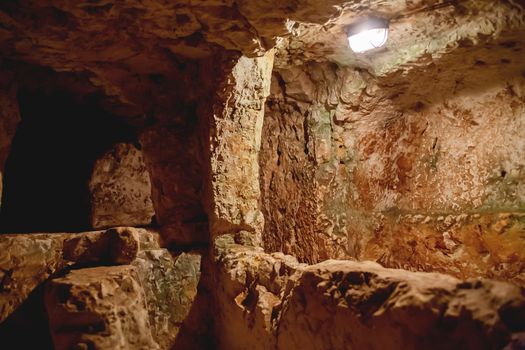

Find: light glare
[348,27,388,53]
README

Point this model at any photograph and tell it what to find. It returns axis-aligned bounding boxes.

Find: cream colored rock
[45,265,160,350]
[214,241,525,350]
[0,227,160,324]
[278,260,525,350]
[89,143,155,229]
[0,233,67,323]
[207,51,275,241]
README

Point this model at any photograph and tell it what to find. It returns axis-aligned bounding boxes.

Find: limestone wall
[260,36,525,285]
[213,237,525,350]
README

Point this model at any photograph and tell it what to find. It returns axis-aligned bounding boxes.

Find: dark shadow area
[0,88,137,232]
[171,251,215,350]
[0,283,54,350]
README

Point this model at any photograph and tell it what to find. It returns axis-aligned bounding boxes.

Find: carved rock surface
[132,250,202,349]
[0,233,67,323]
[62,227,161,265]
[206,51,274,241]
[214,242,525,350]
[45,265,159,350]
[89,143,155,229]
[261,43,525,284]
[213,235,305,350]
[279,260,525,350]
[0,227,160,324]
[39,227,202,350]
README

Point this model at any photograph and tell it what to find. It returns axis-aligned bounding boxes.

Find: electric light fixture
[347,17,389,53]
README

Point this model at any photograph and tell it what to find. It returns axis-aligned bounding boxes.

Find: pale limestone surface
[89,143,155,229]
[261,30,525,284]
[207,51,275,241]
[213,238,525,350]
[45,265,160,350]
[0,233,69,323]
[0,228,201,350]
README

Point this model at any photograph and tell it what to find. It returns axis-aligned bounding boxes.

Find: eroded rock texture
[213,238,525,350]
[213,235,305,349]
[205,51,274,241]
[0,0,524,349]
[52,228,201,350]
[0,233,67,323]
[46,265,159,350]
[260,0,525,286]
[279,260,525,350]
[0,228,201,350]
[89,143,155,229]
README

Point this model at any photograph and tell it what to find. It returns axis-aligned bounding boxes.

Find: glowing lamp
[347,18,389,53]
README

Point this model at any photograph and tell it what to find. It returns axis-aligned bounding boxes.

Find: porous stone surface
[45,249,201,350]
[205,50,274,241]
[45,265,160,350]
[261,24,525,284]
[0,0,347,120]
[0,233,68,323]
[0,227,160,324]
[62,227,161,265]
[132,250,202,349]
[212,235,305,350]
[278,259,525,350]
[213,240,525,350]
[45,227,201,350]
[0,1,524,349]
[89,143,155,229]
[275,0,525,75]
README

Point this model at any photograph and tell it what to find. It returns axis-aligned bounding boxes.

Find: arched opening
[0,88,137,233]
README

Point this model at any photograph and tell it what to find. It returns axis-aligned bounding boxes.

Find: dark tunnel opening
[0,88,137,233]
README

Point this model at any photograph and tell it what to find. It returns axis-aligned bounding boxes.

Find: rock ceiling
[0,0,524,110]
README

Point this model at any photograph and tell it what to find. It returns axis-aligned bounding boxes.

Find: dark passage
[0,88,137,232]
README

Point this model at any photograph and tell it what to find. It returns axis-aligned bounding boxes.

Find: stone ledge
[214,239,525,350]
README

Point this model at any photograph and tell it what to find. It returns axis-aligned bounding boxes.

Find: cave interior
[0,1,524,349]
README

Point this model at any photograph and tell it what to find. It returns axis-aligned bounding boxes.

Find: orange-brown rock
[42,229,201,350]
[0,227,160,324]
[205,51,275,241]
[89,143,155,229]
[214,239,525,350]
[212,235,305,350]
[140,124,208,245]
[0,233,67,323]
[133,251,201,349]
[279,260,525,350]
[261,41,525,284]
[45,265,160,350]
[62,227,161,265]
